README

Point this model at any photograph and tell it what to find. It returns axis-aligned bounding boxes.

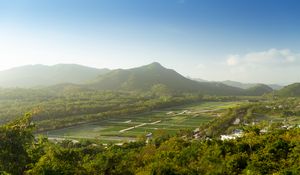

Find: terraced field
[40,101,243,143]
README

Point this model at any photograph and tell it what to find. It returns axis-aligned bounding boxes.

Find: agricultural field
[39,101,244,143]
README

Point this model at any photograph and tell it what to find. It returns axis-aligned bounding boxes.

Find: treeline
[200,105,249,137]
[0,115,299,175]
[0,87,205,131]
[36,92,204,131]
[0,84,268,132]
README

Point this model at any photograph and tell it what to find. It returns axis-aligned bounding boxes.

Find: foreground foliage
[0,114,299,175]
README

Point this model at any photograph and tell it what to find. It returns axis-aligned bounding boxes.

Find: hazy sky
[1,0,300,84]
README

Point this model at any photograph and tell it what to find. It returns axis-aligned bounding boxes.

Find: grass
[39,101,244,143]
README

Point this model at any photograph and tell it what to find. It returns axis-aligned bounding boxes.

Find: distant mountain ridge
[192,79,283,90]
[222,80,259,89]
[0,64,110,88]
[0,62,275,96]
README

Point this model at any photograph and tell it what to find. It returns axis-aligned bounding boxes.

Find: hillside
[276,83,300,97]
[0,64,110,88]
[244,84,273,96]
[222,80,258,89]
[91,62,244,95]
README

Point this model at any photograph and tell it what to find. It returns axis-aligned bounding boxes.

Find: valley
[2,1,300,173]
[39,101,242,143]
[1,62,300,174]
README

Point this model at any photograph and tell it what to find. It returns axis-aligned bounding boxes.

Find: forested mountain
[244,84,274,96]
[276,83,300,97]
[0,64,110,88]
[90,62,245,95]
[0,62,279,96]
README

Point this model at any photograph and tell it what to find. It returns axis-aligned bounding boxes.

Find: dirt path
[119,120,161,133]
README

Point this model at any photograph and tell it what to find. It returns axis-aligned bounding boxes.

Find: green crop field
[39,101,244,143]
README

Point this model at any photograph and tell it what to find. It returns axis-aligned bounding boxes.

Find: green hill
[276,83,300,97]
[244,84,273,96]
[0,64,110,88]
[90,62,244,95]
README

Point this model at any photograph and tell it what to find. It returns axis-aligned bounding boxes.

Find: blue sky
[1,0,300,84]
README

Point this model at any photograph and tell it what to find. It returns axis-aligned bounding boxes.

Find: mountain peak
[148,62,163,67]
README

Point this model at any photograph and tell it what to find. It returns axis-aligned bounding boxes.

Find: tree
[0,114,34,175]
